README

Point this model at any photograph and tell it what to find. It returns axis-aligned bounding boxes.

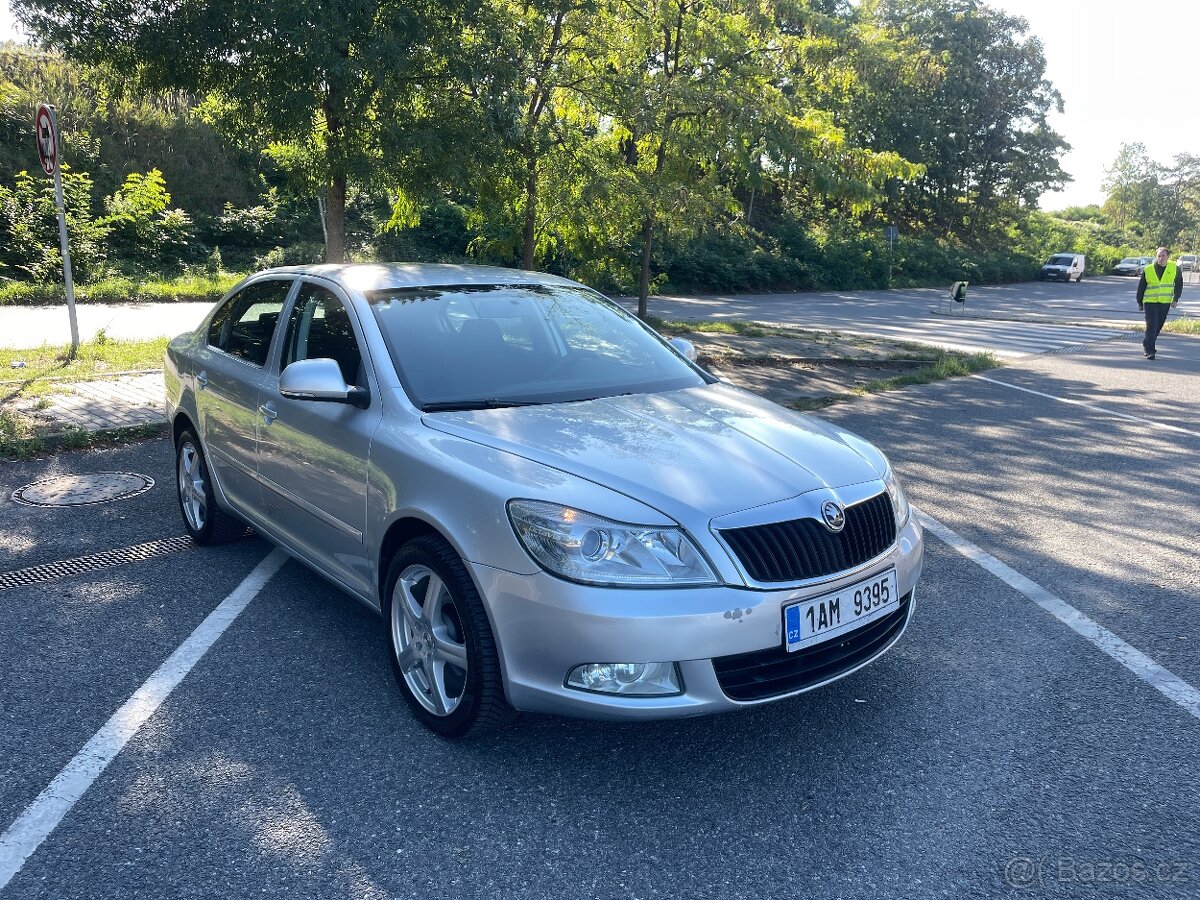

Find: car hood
[421,384,883,521]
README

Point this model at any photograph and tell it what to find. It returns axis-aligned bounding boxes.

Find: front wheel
[383,535,517,738]
[176,428,245,544]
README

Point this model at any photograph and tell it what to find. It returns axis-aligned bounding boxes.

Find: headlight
[882,465,911,530]
[507,500,718,587]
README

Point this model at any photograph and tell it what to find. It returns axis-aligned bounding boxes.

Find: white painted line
[916,509,1200,722]
[0,548,288,891]
[972,374,1200,439]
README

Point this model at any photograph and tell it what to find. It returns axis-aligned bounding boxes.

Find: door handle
[259,402,278,425]
[196,371,208,390]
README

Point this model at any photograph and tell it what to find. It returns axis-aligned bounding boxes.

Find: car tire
[383,535,517,738]
[1076,274,1083,282]
[175,428,246,545]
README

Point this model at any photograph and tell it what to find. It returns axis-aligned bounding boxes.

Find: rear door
[255,279,382,597]
[192,278,295,512]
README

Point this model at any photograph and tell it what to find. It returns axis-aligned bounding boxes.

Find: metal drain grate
[0,535,195,591]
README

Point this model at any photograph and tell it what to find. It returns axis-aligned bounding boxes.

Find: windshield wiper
[421,398,548,412]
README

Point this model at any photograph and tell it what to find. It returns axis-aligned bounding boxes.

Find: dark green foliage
[3,1,1196,304]
[374,199,473,263]
[661,230,814,294]
[0,166,109,280]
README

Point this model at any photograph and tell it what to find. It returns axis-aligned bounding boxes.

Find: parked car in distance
[1112,257,1150,276]
[1177,254,1197,271]
[1037,253,1086,282]
[165,264,924,737]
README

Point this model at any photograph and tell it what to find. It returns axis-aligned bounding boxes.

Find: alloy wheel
[390,564,469,716]
[177,440,207,532]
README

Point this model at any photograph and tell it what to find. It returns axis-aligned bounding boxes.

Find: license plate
[783,569,898,653]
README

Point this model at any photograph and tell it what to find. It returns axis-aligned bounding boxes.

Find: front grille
[719,492,896,584]
[712,590,913,701]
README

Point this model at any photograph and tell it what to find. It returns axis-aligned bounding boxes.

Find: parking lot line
[916,509,1200,722]
[0,548,288,891]
[972,375,1200,439]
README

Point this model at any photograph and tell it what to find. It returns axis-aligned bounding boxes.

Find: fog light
[566,662,682,696]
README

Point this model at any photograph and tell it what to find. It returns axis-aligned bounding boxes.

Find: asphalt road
[630,276,1197,358]
[1,331,1198,897]
[5,275,1194,358]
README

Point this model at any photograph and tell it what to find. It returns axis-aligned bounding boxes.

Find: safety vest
[1144,262,1177,303]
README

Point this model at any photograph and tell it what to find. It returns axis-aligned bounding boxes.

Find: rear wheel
[383,535,517,738]
[175,428,245,544]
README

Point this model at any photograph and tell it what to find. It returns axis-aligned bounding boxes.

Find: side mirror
[279,358,369,409]
[668,337,698,361]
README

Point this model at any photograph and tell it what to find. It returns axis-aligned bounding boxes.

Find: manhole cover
[12,472,155,507]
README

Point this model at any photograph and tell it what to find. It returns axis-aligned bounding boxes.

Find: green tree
[15,0,474,263]
[446,0,597,270]
[1101,142,1156,232]
[586,0,795,315]
[854,0,1068,235]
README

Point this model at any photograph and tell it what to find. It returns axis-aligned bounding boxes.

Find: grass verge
[1164,317,1200,335]
[1,335,169,458]
[785,350,998,412]
[0,335,168,386]
[0,272,241,307]
[1,418,166,460]
[650,316,999,408]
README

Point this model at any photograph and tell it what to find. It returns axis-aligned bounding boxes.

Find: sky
[2,0,1195,211]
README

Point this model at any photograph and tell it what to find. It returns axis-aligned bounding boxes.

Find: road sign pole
[52,163,79,355]
[36,103,78,355]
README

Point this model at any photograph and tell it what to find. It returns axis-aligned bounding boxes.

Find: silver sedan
[166,264,924,737]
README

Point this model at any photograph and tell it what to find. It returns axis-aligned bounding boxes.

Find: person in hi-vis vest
[1136,246,1182,359]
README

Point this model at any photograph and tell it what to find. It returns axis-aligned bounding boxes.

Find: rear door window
[207,279,293,367]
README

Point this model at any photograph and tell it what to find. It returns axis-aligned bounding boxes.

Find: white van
[1037,253,1086,282]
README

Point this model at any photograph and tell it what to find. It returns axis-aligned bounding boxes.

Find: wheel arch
[375,515,513,693]
[377,516,454,604]
[172,411,197,447]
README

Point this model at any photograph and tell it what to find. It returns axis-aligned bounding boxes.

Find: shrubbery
[0,272,241,306]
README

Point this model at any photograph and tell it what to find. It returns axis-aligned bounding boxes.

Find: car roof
[257,262,582,293]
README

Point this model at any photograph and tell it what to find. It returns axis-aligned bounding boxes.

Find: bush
[0,167,110,282]
[101,169,202,276]
[0,272,242,306]
[253,242,325,270]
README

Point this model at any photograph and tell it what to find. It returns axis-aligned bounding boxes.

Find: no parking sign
[35,103,59,176]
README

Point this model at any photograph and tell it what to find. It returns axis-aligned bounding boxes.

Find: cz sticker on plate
[783,568,898,653]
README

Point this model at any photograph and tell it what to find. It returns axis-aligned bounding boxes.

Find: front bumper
[470,516,923,720]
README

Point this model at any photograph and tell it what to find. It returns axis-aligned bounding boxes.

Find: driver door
[255,280,382,598]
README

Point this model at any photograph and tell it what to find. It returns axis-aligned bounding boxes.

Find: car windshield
[1119,258,1138,265]
[1047,255,1074,266]
[367,283,711,411]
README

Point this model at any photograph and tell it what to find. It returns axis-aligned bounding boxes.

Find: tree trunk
[637,213,654,320]
[325,174,346,264]
[522,157,537,270]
